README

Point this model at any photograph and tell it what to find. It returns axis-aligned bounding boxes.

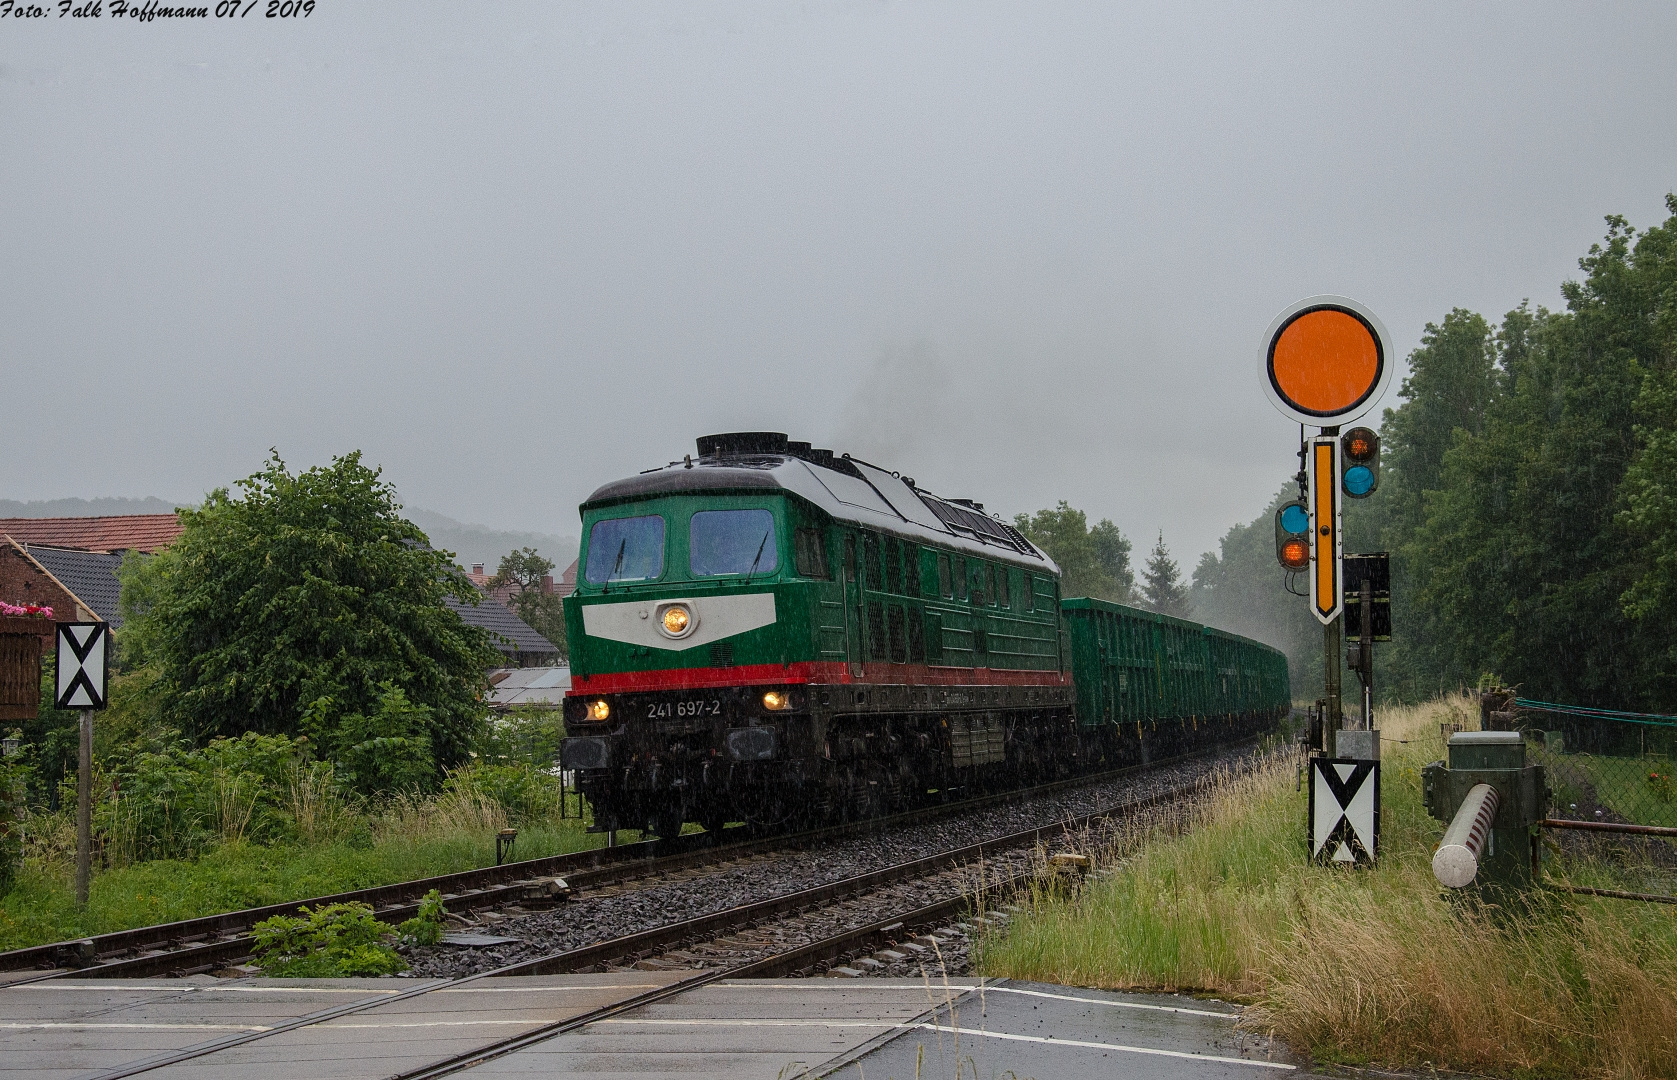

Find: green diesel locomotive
[559,432,1289,838]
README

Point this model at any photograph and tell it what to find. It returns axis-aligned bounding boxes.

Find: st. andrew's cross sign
[1309,757,1380,865]
[55,622,110,711]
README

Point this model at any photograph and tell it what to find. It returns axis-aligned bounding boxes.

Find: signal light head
[1274,499,1311,571]
[1340,427,1381,498]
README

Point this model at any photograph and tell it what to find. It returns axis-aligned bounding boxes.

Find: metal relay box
[1422,731,1548,889]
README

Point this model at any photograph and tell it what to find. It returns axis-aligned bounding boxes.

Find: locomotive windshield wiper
[604,539,626,592]
[739,530,771,586]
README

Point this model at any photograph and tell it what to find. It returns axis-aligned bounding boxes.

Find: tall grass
[976,698,1677,1079]
[0,762,608,952]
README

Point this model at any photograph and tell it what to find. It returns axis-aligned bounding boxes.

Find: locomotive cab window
[793,528,830,579]
[953,556,967,600]
[690,509,778,577]
[997,567,1010,609]
[937,553,952,598]
[585,515,666,584]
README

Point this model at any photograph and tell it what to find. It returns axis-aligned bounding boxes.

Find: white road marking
[583,1018,1294,1070]
[0,1022,271,1031]
[11,984,406,994]
[593,1019,912,1029]
[984,985,1239,1018]
[323,1021,542,1029]
[911,1024,1296,1070]
[712,981,985,991]
[435,984,666,993]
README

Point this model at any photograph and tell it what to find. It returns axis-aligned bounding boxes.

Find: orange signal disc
[1268,308,1382,417]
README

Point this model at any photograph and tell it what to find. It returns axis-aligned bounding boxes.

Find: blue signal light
[1280,504,1309,534]
[1343,465,1375,496]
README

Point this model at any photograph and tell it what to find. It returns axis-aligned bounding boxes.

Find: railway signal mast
[1261,296,1393,752]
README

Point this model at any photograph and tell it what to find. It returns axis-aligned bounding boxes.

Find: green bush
[313,684,437,797]
[397,888,448,946]
[445,762,561,823]
[251,901,406,977]
[97,732,311,863]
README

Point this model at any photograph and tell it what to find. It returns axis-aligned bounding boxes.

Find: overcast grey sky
[3,2,1674,563]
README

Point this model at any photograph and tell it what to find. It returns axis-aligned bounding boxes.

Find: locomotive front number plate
[646,698,723,719]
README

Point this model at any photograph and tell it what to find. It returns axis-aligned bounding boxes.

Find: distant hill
[0,496,191,517]
[0,497,577,575]
[405,508,578,574]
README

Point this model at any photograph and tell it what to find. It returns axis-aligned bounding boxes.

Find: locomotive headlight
[588,699,611,721]
[659,604,692,637]
[761,690,791,711]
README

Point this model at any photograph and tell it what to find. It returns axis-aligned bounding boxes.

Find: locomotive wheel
[645,807,684,840]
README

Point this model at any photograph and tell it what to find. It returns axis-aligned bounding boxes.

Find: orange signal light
[1280,538,1310,570]
[1344,427,1376,461]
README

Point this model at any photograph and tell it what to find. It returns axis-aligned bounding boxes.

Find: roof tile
[0,514,183,554]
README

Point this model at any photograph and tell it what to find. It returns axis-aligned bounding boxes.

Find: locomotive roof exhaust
[697,431,842,471]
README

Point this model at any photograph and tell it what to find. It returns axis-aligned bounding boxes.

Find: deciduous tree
[489,548,567,658]
[119,452,498,777]
[1013,502,1133,603]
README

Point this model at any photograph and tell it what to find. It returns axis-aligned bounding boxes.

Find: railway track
[0,741,1247,984]
[67,760,1225,1080]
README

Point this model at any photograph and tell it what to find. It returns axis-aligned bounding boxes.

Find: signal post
[1263,296,1392,864]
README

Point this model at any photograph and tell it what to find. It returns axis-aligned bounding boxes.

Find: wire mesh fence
[1516,699,1677,900]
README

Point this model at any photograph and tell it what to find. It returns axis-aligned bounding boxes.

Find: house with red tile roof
[0,514,183,554]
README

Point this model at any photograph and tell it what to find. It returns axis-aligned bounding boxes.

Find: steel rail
[486,770,1203,978]
[383,783,1203,1080]
[64,757,1231,1080]
[387,888,1017,1080]
[5,737,1250,982]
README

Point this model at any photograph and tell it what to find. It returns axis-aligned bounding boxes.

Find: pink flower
[0,601,54,618]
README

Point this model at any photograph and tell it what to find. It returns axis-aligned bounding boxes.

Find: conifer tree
[1142,532,1190,617]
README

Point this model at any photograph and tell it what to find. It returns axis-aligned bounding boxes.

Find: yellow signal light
[588,699,611,721]
[762,690,791,711]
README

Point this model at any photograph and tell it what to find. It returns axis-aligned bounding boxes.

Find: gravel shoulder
[400,744,1261,979]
